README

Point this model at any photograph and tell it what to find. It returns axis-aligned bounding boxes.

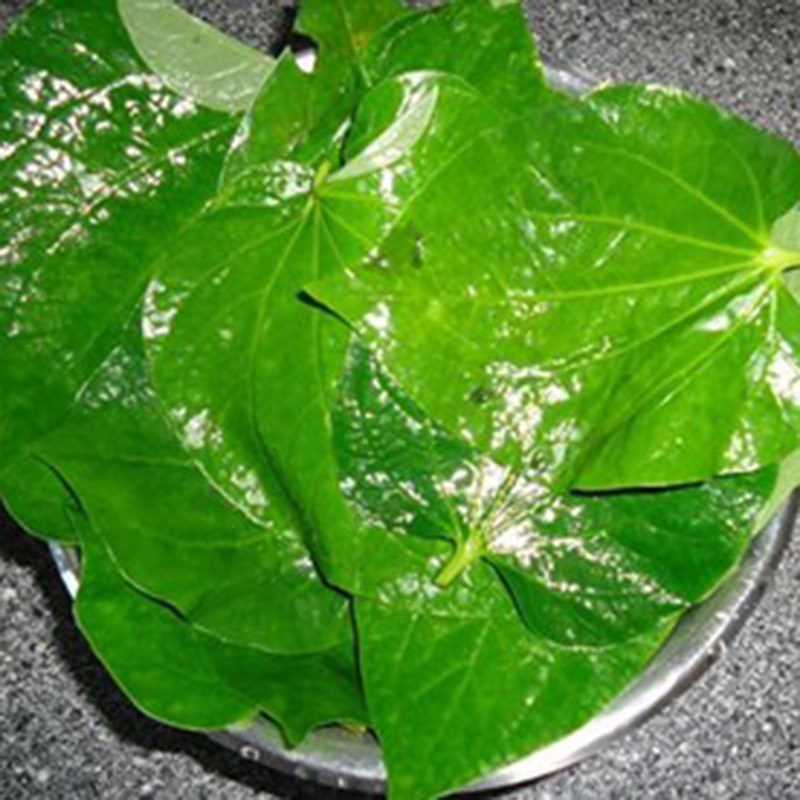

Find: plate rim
[50,495,798,796]
[42,61,800,799]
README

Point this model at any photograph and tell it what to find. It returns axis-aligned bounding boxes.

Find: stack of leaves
[3,0,800,797]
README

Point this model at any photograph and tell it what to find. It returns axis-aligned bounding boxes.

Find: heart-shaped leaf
[311,87,800,492]
[75,511,366,743]
[118,0,275,112]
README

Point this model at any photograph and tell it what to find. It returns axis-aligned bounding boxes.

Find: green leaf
[5,1,800,797]
[1,456,80,544]
[74,510,367,742]
[354,544,674,800]
[0,0,239,470]
[142,3,434,590]
[146,0,547,588]
[221,0,410,180]
[310,85,800,492]
[334,344,778,645]
[37,326,351,655]
[326,348,785,798]
[75,512,253,728]
[362,0,547,110]
[0,0,281,565]
[0,0,366,715]
[117,0,275,113]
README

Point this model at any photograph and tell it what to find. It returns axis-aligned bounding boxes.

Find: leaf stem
[435,533,484,588]
[313,160,331,192]
[762,246,800,273]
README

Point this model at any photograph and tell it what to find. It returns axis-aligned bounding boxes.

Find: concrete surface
[2,1,800,798]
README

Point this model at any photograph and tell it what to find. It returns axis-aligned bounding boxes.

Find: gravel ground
[2,1,800,798]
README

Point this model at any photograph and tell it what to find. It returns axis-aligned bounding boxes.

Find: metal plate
[50,496,798,795]
[46,63,799,797]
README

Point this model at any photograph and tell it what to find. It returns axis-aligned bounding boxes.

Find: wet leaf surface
[4,1,800,798]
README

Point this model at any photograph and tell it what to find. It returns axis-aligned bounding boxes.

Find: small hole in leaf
[529,453,546,471]
[469,386,492,406]
[412,231,425,268]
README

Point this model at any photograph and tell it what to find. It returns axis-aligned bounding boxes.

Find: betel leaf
[0,0,274,543]
[1,0,354,659]
[145,170,380,586]
[323,349,787,798]
[362,0,547,110]
[4,0,800,797]
[35,326,351,655]
[0,0,370,742]
[334,344,779,644]
[342,493,714,799]
[1,456,80,544]
[355,558,672,800]
[73,510,367,743]
[145,0,414,576]
[222,0,542,180]
[221,0,411,177]
[0,0,250,556]
[145,70,500,588]
[310,85,800,493]
[0,0,246,477]
[117,0,275,113]
[145,0,548,591]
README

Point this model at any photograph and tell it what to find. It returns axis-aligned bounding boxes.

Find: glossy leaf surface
[1,0,358,688]
[312,86,800,491]
[38,328,351,654]
[335,345,778,643]
[145,0,419,587]
[356,552,672,800]
[222,0,410,178]
[0,0,238,471]
[337,461,785,797]
[118,0,275,113]
[329,352,786,799]
[75,512,366,743]
[3,1,800,798]
[146,0,547,590]
[362,0,547,109]
[0,0,346,649]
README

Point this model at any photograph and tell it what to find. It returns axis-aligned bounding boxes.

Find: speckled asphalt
[2,1,800,798]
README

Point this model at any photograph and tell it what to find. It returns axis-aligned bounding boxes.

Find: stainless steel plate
[46,63,799,797]
[50,496,798,795]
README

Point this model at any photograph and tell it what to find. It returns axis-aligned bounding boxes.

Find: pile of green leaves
[3,0,800,797]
